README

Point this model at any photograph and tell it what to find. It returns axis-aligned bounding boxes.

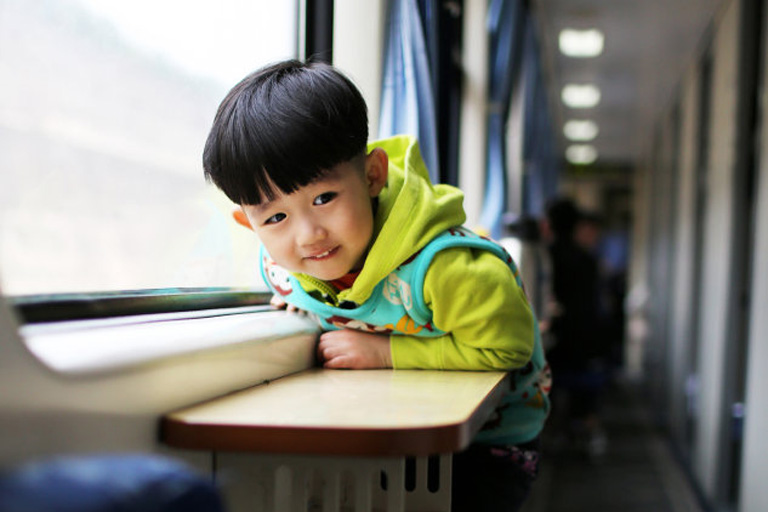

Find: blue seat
[0,454,225,512]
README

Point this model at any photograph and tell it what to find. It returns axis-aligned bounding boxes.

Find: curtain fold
[480,0,525,239]
[379,0,558,224]
[379,0,440,182]
[521,11,559,217]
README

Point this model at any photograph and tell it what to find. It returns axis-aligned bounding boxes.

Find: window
[0,0,298,297]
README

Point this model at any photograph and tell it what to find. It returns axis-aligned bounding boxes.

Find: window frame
[11,289,272,324]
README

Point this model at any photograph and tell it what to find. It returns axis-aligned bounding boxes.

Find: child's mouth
[305,246,339,261]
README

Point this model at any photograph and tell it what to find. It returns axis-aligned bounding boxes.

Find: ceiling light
[559,29,604,57]
[561,84,601,108]
[563,120,599,141]
[566,144,598,165]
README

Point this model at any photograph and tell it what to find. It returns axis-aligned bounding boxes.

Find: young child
[203,59,550,512]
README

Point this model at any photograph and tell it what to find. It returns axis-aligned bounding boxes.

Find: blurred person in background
[543,198,609,460]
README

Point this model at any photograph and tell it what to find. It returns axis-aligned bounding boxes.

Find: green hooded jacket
[293,135,536,372]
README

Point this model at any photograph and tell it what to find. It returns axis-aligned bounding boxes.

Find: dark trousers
[451,438,540,512]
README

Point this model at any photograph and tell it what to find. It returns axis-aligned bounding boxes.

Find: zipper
[298,274,340,305]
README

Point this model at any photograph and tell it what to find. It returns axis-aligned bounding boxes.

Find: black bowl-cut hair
[203,60,369,205]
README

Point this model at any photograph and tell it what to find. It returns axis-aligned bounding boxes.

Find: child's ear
[232,208,254,230]
[365,148,389,197]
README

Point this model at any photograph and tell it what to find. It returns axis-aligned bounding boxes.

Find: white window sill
[21,307,319,375]
[2,301,321,460]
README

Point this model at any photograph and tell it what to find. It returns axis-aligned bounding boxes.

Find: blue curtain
[379,0,440,182]
[479,0,525,239]
[521,11,559,217]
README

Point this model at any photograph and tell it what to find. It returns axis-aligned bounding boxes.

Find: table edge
[161,371,509,456]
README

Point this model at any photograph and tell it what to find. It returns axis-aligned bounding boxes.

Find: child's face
[240,150,388,281]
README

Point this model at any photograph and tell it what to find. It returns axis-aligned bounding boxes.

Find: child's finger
[270,294,287,308]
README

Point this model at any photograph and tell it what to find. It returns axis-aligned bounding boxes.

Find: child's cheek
[257,232,291,268]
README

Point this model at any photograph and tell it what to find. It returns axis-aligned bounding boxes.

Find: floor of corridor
[521,378,704,512]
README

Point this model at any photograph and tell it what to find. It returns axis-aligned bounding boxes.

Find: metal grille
[216,453,452,512]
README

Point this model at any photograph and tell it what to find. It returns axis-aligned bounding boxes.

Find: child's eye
[264,213,286,225]
[313,192,337,205]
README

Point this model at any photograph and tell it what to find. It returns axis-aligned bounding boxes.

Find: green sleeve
[389,247,535,370]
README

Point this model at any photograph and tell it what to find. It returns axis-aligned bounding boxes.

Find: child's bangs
[249,142,332,205]
[242,118,361,205]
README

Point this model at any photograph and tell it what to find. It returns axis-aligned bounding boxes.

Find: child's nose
[296,218,328,245]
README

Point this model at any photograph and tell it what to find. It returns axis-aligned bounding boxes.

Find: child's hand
[270,294,302,314]
[317,330,392,369]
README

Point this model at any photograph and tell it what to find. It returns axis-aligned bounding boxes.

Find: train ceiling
[531,0,725,169]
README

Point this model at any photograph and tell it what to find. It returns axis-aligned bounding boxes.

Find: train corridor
[523,378,704,512]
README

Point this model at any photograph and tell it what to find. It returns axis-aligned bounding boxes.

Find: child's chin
[306,268,350,281]
[313,272,344,281]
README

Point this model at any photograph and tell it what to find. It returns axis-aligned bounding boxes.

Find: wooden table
[162,368,509,512]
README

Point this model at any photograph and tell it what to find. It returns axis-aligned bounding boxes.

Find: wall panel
[693,0,739,498]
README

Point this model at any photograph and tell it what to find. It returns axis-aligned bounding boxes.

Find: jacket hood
[336,135,466,304]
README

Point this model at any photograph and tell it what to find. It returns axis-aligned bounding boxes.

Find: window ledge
[1,302,320,459]
[21,307,320,375]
